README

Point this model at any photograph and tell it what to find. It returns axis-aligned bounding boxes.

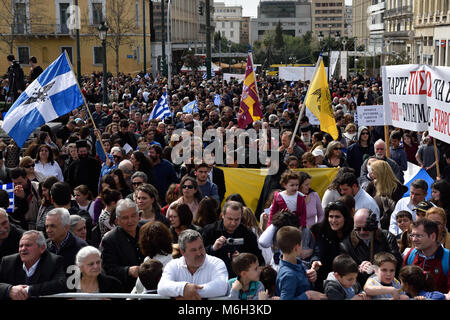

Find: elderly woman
[73,246,123,297]
[70,215,87,241]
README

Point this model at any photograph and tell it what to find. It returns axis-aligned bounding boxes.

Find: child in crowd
[323,254,369,300]
[259,265,279,299]
[396,211,414,254]
[399,265,450,300]
[268,170,307,228]
[275,226,326,300]
[228,253,266,300]
[139,259,163,294]
[364,252,409,300]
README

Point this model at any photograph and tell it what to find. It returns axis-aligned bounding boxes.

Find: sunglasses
[354,227,369,232]
[335,147,342,150]
[361,132,369,135]
[182,185,195,189]
[24,164,35,169]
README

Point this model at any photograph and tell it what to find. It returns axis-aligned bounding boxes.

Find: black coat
[202,220,264,278]
[100,226,144,292]
[0,250,68,299]
[211,166,226,204]
[67,156,102,197]
[0,223,24,260]
[46,232,88,271]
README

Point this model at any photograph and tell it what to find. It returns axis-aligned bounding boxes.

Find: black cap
[413,201,434,213]
[76,139,88,149]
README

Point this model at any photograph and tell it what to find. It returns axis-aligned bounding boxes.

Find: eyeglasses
[182,185,195,189]
[24,164,35,169]
[354,227,369,232]
[409,233,426,239]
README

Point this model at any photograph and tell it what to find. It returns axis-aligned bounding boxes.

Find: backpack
[406,247,450,276]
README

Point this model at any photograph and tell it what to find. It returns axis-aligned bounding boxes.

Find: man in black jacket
[0,230,67,300]
[45,208,87,270]
[100,198,144,292]
[6,54,25,103]
[340,208,402,288]
[202,201,264,278]
[0,209,24,260]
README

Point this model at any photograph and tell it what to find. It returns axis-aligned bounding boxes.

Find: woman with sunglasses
[19,156,44,182]
[346,126,374,177]
[323,141,347,168]
[171,176,203,220]
[135,183,169,227]
[310,201,354,292]
[34,144,64,182]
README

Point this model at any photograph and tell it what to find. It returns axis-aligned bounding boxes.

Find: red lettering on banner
[434,108,450,136]
[391,102,399,121]
[426,71,432,97]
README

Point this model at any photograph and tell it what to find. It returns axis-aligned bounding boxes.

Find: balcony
[385,5,413,18]
[12,24,73,36]
[384,30,411,38]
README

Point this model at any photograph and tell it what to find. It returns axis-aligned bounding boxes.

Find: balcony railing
[12,23,73,36]
[385,5,413,18]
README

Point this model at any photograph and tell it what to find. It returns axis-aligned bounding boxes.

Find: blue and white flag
[214,94,221,106]
[202,69,215,80]
[2,52,84,147]
[403,162,434,199]
[149,91,170,120]
[183,100,198,113]
[0,183,14,213]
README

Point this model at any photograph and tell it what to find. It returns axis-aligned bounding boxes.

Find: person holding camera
[339,208,403,288]
[202,200,265,279]
[6,54,25,103]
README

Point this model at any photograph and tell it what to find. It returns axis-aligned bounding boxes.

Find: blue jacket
[151,159,179,205]
[389,146,408,171]
[276,258,311,300]
[198,180,220,203]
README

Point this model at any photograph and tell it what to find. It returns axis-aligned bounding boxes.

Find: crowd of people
[0,54,449,301]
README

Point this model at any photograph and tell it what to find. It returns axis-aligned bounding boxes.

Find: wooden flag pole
[433,137,441,179]
[384,125,390,158]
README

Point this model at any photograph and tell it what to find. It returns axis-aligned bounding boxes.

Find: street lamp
[342,35,348,80]
[327,24,332,82]
[228,40,232,73]
[98,21,109,105]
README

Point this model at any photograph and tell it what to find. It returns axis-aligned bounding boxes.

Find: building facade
[345,5,353,37]
[213,2,243,44]
[311,0,346,37]
[0,0,148,76]
[249,0,312,44]
[352,0,370,47]
[367,0,386,56]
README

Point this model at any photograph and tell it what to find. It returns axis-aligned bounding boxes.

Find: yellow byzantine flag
[238,49,263,129]
[304,56,339,140]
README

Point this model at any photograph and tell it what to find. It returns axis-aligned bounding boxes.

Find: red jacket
[267,191,307,228]
[403,246,450,293]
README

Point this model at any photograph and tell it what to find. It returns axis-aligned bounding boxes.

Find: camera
[226,238,244,245]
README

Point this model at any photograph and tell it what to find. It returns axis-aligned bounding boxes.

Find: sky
[221,0,353,18]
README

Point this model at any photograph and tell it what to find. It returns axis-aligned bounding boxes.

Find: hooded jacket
[346,126,374,177]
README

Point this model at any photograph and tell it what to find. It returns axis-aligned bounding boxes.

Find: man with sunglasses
[340,208,402,288]
[100,146,125,179]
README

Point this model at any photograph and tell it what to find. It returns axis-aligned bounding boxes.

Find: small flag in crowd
[183,100,198,113]
[238,47,263,129]
[214,94,221,106]
[1,183,14,213]
[149,91,171,120]
[304,55,338,140]
[202,69,215,80]
[1,51,84,147]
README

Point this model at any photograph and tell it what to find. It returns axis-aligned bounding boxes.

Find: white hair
[23,230,47,249]
[115,198,137,219]
[69,215,85,230]
[76,246,101,267]
[46,208,71,227]
[374,139,386,147]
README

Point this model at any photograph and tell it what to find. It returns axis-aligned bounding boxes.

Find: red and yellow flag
[238,52,263,129]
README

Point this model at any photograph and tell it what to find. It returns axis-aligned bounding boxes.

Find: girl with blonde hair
[369,160,407,202]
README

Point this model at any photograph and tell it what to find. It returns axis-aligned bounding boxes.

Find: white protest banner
[279,67,303,81]
[223,73,245,83]
[381,64,430,132]
[357,105,385,126]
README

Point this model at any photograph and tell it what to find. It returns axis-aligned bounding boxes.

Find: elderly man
[403,219,450,294]
[101,198,144,292]
[0,230,67,299]
[279,130,305,164]
[45,208,87,270]
[340,208,402,287]
[202,201,265,278]
[118,159,134,189]
[157,229,228,299]
[389,179,428,237]
[0,209,24,260]
[92,103,106,129]
[360,139,404,183]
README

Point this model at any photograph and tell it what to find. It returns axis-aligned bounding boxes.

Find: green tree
[274,21,284,50]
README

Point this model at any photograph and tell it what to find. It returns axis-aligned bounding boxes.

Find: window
[59,3,70,33]
[222,22,225,28]
[17,46,29,65]
[14,3,27,34]
[92,2,104,25]
[136,2,140,27]
[93,46,104,65]
[230,21,233,28]
[230,30,234,38]
[61,47,73,63]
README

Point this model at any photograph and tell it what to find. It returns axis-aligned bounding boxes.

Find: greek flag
[202,69,215,80]
[2,52,84,147]
[0,183,14,213]
[214,94,221,106]
[149,91,170,120]
[183,100,198,113]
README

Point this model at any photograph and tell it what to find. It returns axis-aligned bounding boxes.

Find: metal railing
[41,293,230,300]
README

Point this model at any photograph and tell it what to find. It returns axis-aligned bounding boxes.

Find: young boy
[390,130,407,171]
[324,254,369,300]
[139,259,163,294]
[364,252,409,300]
[228,253,266,300]
[275,226,326,300]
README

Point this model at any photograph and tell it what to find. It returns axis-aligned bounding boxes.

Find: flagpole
[63,50,107,157]
[433,137,441,179]
[289,55,323,149]
[249,46,261,104]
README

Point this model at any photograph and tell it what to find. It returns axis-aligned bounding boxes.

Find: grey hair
[69,215,85,230]
[118,160,134,174]
[131,171,148,182]
[110,146,124,155]
[374,139,386,147]
[178,229,203,252]
[222,200,243,216]
[75,246,101,267]
[23,230,47,249]
[46,208,70,227]
[115,198,137,219]
[0,208,8,218]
